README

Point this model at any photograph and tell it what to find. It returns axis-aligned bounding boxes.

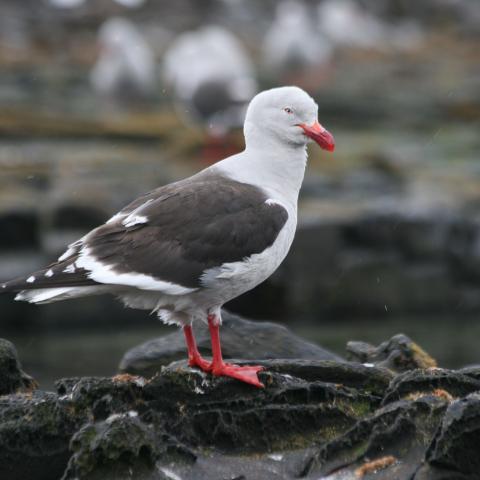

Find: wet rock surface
[0,390,89,480]
[424,392,480,477]
[62,412,159,480]
[120,311,343,377]
[1,332,480,479]
[301,397,448,479]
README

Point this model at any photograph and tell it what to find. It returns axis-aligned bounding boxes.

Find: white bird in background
[318,0,386,49]
[162,25,257,136]
[90,17,156,100]
[317,0,423,51]
[262,0,332,79]
[2,87,335,388]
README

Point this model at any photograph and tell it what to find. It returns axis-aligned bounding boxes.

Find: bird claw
[188,355,212,372]
[188,357,264,387]
[211,362,265,388]
[184,321,264,387]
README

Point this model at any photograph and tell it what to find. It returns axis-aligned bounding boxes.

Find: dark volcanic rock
[55,375,146,419]
[425,392,480,476]
[0,357,386,480]
[0,390,89,480]
[119,311,342,377]
[245,358,393,396]
[62,413,158,480]
[382,368,480,405]
[457,365,480,382]
[2,335,480,479]
[301,396,448,478]
[0,338,37,395]
[346,333,437,372]
[146,359,386,453]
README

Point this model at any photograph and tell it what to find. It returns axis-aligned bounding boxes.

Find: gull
[2,86,335,388]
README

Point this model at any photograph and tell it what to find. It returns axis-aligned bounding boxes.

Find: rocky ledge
[1,321,480,480]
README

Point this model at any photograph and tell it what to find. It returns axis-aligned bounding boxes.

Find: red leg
[208,314,264,388]
[183,324,211,371]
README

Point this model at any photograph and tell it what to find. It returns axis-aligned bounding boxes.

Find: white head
[243,86,335,151]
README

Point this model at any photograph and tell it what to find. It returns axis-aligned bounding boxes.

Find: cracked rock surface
[1,332,480,479]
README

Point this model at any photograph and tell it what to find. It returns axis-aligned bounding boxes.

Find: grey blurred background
[0,0,479,388]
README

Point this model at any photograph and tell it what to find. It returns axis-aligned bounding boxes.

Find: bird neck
[214,141,308,207]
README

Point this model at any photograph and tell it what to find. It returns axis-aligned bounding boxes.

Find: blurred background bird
[162,25,257,162]
[261,0,332,88]
[90,17,157,106]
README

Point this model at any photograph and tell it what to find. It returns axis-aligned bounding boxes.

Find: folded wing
[2,172,288,295]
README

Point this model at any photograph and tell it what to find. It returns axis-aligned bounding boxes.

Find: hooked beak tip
[299,121,335,153]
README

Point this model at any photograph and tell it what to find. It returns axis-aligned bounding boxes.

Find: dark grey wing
[82,174,289,289]
[1,180,189,293]
[1,173,288,293]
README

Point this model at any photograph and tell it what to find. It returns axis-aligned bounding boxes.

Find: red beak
[298,121,335,152]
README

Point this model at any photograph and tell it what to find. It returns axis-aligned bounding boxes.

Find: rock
[0,390,89,480]
[119,311,343,377]
[55,375,146,419]
[425,392,480,476]
[62,412,158,480]
[346,333,437,373]
[244,358,394,396]
[413,465,471,480]
[2,334,480,479]
[300,396,448,478]
[145,360,382,454]
[0,338,37,395]
[457,365,480,382]
[0,353,387,479]
[382,368,480,405]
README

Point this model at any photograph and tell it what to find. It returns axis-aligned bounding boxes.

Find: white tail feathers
[15,286,107,304]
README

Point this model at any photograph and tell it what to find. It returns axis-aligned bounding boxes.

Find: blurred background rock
[0,0,479,388]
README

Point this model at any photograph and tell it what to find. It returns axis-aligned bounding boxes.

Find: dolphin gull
[1,86,335,388]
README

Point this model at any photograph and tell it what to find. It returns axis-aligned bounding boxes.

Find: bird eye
[283,107,293,114]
